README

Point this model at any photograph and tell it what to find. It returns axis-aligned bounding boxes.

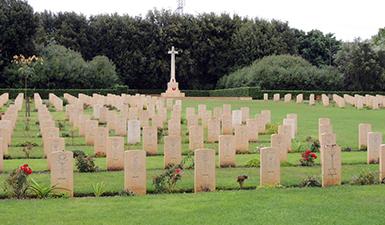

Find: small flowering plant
[300,150,318,166]
[4,164,33,199]
[153,165,184,193]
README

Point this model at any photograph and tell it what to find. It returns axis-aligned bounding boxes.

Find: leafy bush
[303,136,320,152]
[87,56,119,88]
[218,55,343,90]
[351,171,378,185]
[72,150,86,158]
[5,44,120,89]
[61,132,70,137]
[75,155,98,172]
[299,176,321,187]
[299,150,317,166]
[245,158,260,167]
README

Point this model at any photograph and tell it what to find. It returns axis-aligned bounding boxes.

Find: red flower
[20,164,32,175]
[311,153,317,159]
[175,168,183,175]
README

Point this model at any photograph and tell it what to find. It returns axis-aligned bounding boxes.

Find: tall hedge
[218,55,343,90]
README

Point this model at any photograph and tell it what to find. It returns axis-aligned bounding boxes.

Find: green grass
[0,185,384,225]
[0,164,380,195]
[1,98,385,224]
[0,151,369,173]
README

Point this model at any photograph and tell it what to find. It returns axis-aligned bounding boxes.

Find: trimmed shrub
[217,55,343,91]
[5,44,120,89]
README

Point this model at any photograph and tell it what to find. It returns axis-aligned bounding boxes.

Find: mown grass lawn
[1,185,384,225]
[1,98,385,224]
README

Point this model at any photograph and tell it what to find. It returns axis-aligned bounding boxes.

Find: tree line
[1,0,384,90]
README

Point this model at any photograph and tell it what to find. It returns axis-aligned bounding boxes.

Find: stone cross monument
[169,46,178,82]
[161,46,185,98]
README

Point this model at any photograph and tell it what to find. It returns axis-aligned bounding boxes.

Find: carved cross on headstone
[170,141,178,161]
[168,46,178,83]
[112,140,119,161]
[132,155,140,179]
[201,152,210,190]
[58,153,68,180]
[267,151,276,174]
[326,144,338,177]
[224,142,231,159]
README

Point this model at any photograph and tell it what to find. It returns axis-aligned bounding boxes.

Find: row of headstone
[36,93,385,197]
[331,93,385,110]
[91,94,171,133]
[321,94,329,106]
[35,95,65,170]
[186,105,270,154]
[264,93,385,110]
[358,123,385,165]
[332,94,345,108]
[284,94,292,103]
[264,93,314,106]
[48,93,63,111]
[318,118,383,186]
[0,93,9,108]
[43,148,218,196]
[343,94,355,106]
[0,93,21,173]
[318,118,341,187]
[64,94,174,170]
[273,114,298,162]
[35,93,74,197]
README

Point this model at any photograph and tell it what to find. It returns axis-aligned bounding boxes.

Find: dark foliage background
[1,0,384,91]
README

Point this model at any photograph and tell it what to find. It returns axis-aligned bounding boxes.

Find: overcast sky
[28,0,384,41]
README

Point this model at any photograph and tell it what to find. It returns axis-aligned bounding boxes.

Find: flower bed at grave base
[1,88,385,99]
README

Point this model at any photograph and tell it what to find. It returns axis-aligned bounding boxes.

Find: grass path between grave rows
[0,185,384,225]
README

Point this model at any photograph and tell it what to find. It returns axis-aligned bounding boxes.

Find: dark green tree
[35,11,94,59]
[231,19,298,70]
[298,30,341,66]
[0,0,38,85]
[335,40,384,91]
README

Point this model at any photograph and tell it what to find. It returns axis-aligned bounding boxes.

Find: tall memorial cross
[168,46,178,82]
[161,46,185,98]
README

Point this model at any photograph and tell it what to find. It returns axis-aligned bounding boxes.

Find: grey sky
[28,0,385,41]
